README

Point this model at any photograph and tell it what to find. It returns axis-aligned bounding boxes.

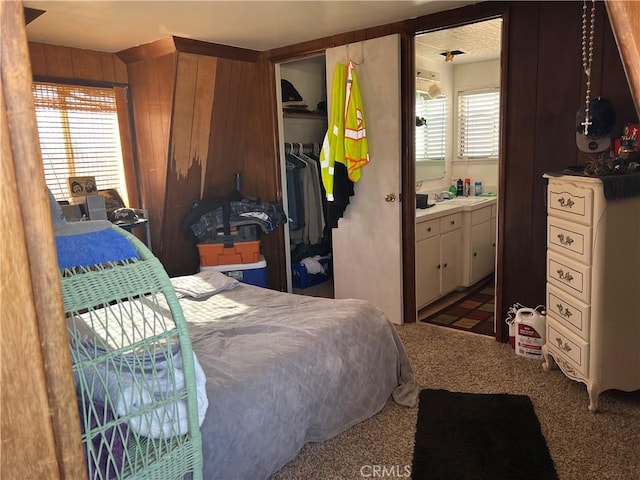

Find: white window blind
[32,82,127,202]
[457,89,500,160]
[416,92,446,161]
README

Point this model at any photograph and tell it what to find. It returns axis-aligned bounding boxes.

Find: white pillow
[170,270,240,299]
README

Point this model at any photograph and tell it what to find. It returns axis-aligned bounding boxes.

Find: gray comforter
[180,281,419,480]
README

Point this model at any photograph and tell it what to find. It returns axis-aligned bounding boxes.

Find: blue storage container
[201,255,268,287]
[292,257,332,288]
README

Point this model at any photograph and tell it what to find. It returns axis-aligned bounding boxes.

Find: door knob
[385,193,396,202]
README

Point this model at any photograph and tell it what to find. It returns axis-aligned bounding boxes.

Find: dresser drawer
[416,218,440,241]
[547,216,592,264]
[546,283,590,341]
[440,212,462,234]
[547,181,593,226]
[547,319,589,377]
[547,250,591,303]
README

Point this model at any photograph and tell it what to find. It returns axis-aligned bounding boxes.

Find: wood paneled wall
[499,1,636,341]
[29,41,127,83]
[120,38,283,282]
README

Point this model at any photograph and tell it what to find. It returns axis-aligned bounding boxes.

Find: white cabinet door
[470,220,493,284]
[326,35,403,324]
[416,236,440,309]
[441,229,462,296]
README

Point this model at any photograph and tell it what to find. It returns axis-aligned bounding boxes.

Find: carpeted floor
[412,389,557,480]
[271,322,640,480]
[421,277,494,336]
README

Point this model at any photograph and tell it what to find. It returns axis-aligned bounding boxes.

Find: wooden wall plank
[606,0,640,117]
[193,56,217,198]
[29,41,127,84]
[70,48,102,81]
[43,44,73,78]
[28,41,46,75]
[126,53,176,258]
[2,2,85,477]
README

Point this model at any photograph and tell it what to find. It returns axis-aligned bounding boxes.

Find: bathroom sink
[446,197,490,206]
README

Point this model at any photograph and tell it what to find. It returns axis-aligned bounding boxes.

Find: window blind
[457,89,500,160]
[416,92,446,161]
[32,82,126,202]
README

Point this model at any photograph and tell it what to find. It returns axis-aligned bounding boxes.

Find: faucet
[440,191,452,200]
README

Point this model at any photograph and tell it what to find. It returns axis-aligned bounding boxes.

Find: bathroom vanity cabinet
[416,212,462,309]
[542,174,640,412]
[415,197,496,310]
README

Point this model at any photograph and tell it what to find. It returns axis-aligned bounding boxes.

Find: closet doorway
[277,55,334,298]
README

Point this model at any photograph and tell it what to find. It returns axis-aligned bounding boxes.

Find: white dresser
[542,174,640,412]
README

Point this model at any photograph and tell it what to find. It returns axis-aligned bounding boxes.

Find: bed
[169,271,419,479]
[52,189,418,479]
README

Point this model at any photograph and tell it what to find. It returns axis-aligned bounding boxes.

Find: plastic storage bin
[197,240,260,266]
[201,255,267,287]
[292,257,332,288]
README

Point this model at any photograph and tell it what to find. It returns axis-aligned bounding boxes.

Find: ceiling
[415,17,502,65]
[23,0,481,54]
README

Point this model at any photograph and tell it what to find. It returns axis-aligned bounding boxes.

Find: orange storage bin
[197,240,260,266]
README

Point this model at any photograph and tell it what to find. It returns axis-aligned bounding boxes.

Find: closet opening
[277,54,334,298]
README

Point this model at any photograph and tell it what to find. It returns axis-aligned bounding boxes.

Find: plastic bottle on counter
[464,178,471,197]
[475,181,483,196]
[456,178,464,197]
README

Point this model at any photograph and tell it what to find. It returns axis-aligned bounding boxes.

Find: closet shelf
[283,111,327,120]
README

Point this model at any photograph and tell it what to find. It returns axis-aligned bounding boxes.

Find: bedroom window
[32,82,128,203]
[457,88,500,160]
[416,92,446,161]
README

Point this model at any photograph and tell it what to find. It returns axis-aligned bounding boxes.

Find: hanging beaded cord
[581,0,596,136]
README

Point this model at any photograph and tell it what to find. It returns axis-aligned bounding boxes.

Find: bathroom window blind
[416,92,446,161]
[32,82,127,202]
[457,88,500,160]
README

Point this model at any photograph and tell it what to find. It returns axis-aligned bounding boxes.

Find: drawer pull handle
[557,196,575,209]
[557,233,574,246]
[557,269,574,282]
[427,227,431,232]
[443,263,448,268]
[450,220,455,225]
[555,337,572,352]
[556,303,573,318]
[437,264,441,270]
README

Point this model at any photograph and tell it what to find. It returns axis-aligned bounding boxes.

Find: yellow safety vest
[344,60,369,182]
[319,62,346,202]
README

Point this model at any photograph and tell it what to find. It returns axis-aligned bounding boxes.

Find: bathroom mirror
[415,18,502,186]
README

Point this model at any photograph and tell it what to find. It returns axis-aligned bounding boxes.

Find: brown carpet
[421,277,494,336]
[271,323,640,480]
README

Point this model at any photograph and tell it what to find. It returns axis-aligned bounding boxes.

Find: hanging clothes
[344,60,369,182]
[319,60,370,228]
[319,62,347,203]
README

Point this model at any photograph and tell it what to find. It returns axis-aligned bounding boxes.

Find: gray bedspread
[180,282,419,480]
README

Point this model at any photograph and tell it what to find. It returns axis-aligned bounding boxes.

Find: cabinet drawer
[416,218,440,241]
[471,206,492,225]
[547,181,593,226]
[547,250,591,303]
[547,216,591,264]
[547,319,589,377]
[440,213,462,234]
[546,283,590,341]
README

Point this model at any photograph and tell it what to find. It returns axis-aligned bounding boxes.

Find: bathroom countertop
[416,196,497,222]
